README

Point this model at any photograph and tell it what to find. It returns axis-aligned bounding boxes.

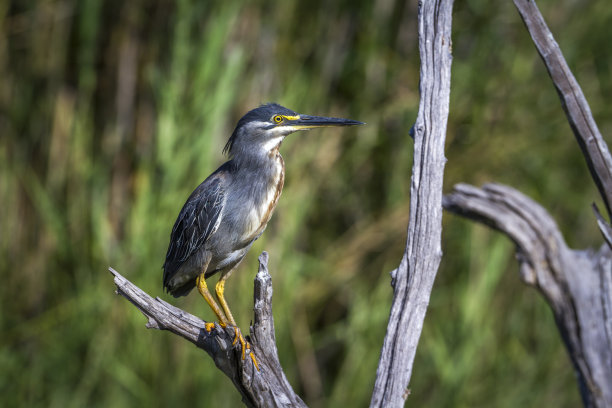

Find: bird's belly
[208,245,251,273]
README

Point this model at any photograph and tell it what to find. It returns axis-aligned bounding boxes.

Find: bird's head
[223,103,364,158]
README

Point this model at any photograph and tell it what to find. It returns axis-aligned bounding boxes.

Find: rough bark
[110,2,457,403]
[369,1,454,407]
[109,252,306,408]
[513,0,612,222]
[109,1,612,406]
[444,184,612,408]
[441,1,612,407]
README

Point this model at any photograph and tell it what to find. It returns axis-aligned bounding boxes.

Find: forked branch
[109,252,306,408]
[443,2,612,407]
[444,184,612,407]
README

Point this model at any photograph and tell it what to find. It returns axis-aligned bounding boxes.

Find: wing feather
[162,174,225,287]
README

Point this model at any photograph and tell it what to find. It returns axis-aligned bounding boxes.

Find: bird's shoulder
[185,164,230,209]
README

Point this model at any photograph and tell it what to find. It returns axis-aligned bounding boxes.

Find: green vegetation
[1,0,609,406]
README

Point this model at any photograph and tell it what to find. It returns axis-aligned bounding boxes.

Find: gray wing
[162,173,225,289]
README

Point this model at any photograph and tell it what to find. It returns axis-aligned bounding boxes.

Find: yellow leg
[215,275,259,370]
[215,278,237,327]
[196,274,229,328]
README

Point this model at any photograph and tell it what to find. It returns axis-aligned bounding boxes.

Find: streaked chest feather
[243,155,285,241]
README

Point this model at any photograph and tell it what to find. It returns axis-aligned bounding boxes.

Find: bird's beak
[284,114,365,130]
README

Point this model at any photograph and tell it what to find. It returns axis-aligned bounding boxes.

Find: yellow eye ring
[273,115,283,124]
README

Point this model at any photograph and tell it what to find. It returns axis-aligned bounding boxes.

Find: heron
[162,103,363,366]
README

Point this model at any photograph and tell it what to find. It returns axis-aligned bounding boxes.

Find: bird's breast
[243,156,285,242]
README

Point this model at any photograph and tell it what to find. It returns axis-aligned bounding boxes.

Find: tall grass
[2,0,609,406]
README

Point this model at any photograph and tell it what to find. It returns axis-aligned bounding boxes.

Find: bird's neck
[230,147,285,205]
[232,144,284,176]
[229,149,285,242]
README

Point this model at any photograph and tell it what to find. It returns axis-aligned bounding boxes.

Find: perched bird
[162,103,363,363]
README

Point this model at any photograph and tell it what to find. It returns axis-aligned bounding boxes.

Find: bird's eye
[273,115,283,124]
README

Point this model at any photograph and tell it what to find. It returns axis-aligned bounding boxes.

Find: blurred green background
[2,0,610,406]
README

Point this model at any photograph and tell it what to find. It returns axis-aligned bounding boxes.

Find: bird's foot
[250,351,259,371]
[204,322,216,332]
[231,327,259,371]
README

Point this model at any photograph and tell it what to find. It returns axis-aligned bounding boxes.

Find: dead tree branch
[112,2,457,403]
[444,184,612,407]
[513,0,612,223]
[370,1,455,407]
[109,252,306,408]
[442,2,612,406]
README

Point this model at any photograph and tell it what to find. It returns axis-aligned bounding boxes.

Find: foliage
[2,0,609,406]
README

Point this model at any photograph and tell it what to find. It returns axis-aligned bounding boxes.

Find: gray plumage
[162,103,363,298]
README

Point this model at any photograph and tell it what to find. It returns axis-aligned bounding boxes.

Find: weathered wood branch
[444,183,612,407]
[370,1,455,407]
[443,3,612,406]
[113,3,457,405]
[508,3,612,405]
[109,252,306,408]
[513,0,612,222]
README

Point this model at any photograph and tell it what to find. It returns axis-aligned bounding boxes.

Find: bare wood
[593,204,612,249]
[109,251,306,408]
[502,4,612,405]
[513,0,612,220]
[444,183,612,408]
[370,1,455,407]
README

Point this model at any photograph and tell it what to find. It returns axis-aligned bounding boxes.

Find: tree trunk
[370,0,455,406]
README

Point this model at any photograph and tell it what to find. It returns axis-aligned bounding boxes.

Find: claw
[209,324,259,371]
[238,330,247,360]
[228,326,247,360]
[232,327,240,346]
[249,351,260,371]
[231,327,258,371]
